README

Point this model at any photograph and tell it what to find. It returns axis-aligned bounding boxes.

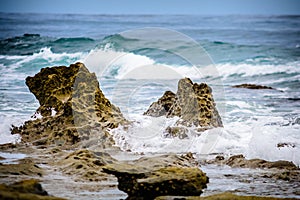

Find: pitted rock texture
[144,91,176,117]
[57,149,116,181]
[11,63,126,146]
[145,78,222,136]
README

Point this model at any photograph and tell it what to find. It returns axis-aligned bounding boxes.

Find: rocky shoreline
[1,63,299,199]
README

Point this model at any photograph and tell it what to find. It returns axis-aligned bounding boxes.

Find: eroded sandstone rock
[11,63,127,147]
[144,91,176,117]
[145,78,222,137]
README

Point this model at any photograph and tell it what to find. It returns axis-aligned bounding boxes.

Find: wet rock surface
[0,157,43,177]
[57,149,116,181]
[203,154,299,170]
[11,62,126,147]
[277,142,296,148]
[202,154,300,189]
[232,84,274,90]
[144,91,176,117]
[156,192,299,200]
[145,78,223,138]
[211,154,299,170]
[0,179,66,200]
[103,153,208,199]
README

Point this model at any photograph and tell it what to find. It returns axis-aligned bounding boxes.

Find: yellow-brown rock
[11,63,127,147]
[0,179,66,200]
[145,78,222,137]
[102,153,208,199]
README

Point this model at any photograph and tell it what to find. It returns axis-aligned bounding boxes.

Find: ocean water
[0,13,299,166]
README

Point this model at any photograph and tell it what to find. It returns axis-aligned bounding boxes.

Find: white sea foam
[51,108,57,117]
[0,116,21,145]
[215,62,300,78]
[84,48,300,84]
[0,47,86,70]
[84,48,217,80]
[111,114,300,166]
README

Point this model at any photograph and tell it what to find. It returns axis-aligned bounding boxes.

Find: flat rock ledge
[11,62,127,148]
[0,179,66,200]
[144,78,223,138]
[102,153,208,199]
[207,154,299,170]
[156,192,299,200]
[203,154,300,183]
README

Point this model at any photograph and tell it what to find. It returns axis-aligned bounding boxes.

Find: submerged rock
[11,63,127,147]
[0,179,66,200]
[145,78,222,137]
[232,84,274,90]
[277,142,296,148]
[102,153,208,199]
[163,126,188,139]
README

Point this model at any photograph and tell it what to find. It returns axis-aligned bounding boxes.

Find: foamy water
[0,47,299,167]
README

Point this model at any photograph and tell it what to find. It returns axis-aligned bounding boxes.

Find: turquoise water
[0,13,299,167]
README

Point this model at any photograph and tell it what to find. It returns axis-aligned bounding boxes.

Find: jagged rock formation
[11,63,126,147]
[144,78,223,137]
[102,153,208,199]
[232,84,274,90]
